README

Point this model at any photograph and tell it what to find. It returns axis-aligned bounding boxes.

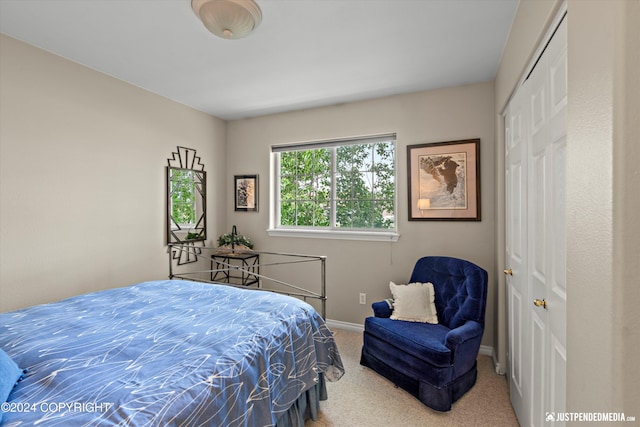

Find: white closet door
[505,66,530,424]
[505,14,567,427]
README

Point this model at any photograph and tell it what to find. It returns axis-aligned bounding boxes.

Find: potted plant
[217,226,253,252]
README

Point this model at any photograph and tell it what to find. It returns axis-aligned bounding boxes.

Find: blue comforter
[0,280,344,426]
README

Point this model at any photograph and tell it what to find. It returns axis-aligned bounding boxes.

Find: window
[269,134,398,241]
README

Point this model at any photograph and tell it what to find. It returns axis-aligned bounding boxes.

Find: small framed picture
[234,175,258,212]
[407,139,480,221]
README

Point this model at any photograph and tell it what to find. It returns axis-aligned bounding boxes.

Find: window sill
[266,228,400,242]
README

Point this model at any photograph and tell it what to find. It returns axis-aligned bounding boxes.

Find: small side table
[211,252,260,286]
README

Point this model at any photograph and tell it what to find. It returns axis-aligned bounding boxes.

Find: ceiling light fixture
[192,0,262,40]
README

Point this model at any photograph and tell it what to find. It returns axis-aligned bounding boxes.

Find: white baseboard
[326,319,364,333]
[479,344,493,357]
[480,345,506,375]
[327,319,505,375]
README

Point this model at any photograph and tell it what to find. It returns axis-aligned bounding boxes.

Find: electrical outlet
[359,293,366,305]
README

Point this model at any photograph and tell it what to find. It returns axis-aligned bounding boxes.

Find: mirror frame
[166,147,207,245]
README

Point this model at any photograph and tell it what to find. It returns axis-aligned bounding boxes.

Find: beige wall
[226,82,497,348]
[616,0,640,413]
[0,35,227,312]
[567,0,639,416]
[495,0,639,417]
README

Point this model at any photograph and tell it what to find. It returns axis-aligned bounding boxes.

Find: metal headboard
[168,244,327,318]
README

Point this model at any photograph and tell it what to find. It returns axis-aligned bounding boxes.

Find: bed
[0,279,344,426]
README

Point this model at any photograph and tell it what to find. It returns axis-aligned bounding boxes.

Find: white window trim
[269,133,399,241]
[266,227,400,242]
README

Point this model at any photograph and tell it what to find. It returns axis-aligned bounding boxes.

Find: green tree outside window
[277,140,395,231]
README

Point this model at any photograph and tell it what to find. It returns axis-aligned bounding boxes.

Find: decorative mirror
[166,146,206,244]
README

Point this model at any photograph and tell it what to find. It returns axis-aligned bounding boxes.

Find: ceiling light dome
[192,0,262,40]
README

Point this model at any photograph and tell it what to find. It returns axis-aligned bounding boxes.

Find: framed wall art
[234,175,258,212]
[407,139,480,221]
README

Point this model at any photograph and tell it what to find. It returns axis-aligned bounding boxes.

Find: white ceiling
[0,0,518,120]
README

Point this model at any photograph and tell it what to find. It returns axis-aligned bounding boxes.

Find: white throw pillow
[389,281,438,324]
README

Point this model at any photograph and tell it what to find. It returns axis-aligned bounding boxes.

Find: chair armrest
[444,320,484,374]
[444,320,483,347]
[371,300,393,318]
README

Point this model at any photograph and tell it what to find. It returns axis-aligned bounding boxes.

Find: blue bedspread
[0,280,344,426]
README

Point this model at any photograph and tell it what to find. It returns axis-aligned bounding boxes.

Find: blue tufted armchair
[360,256,488,411]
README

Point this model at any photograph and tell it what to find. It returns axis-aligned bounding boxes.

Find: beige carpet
[307,329,519,427]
